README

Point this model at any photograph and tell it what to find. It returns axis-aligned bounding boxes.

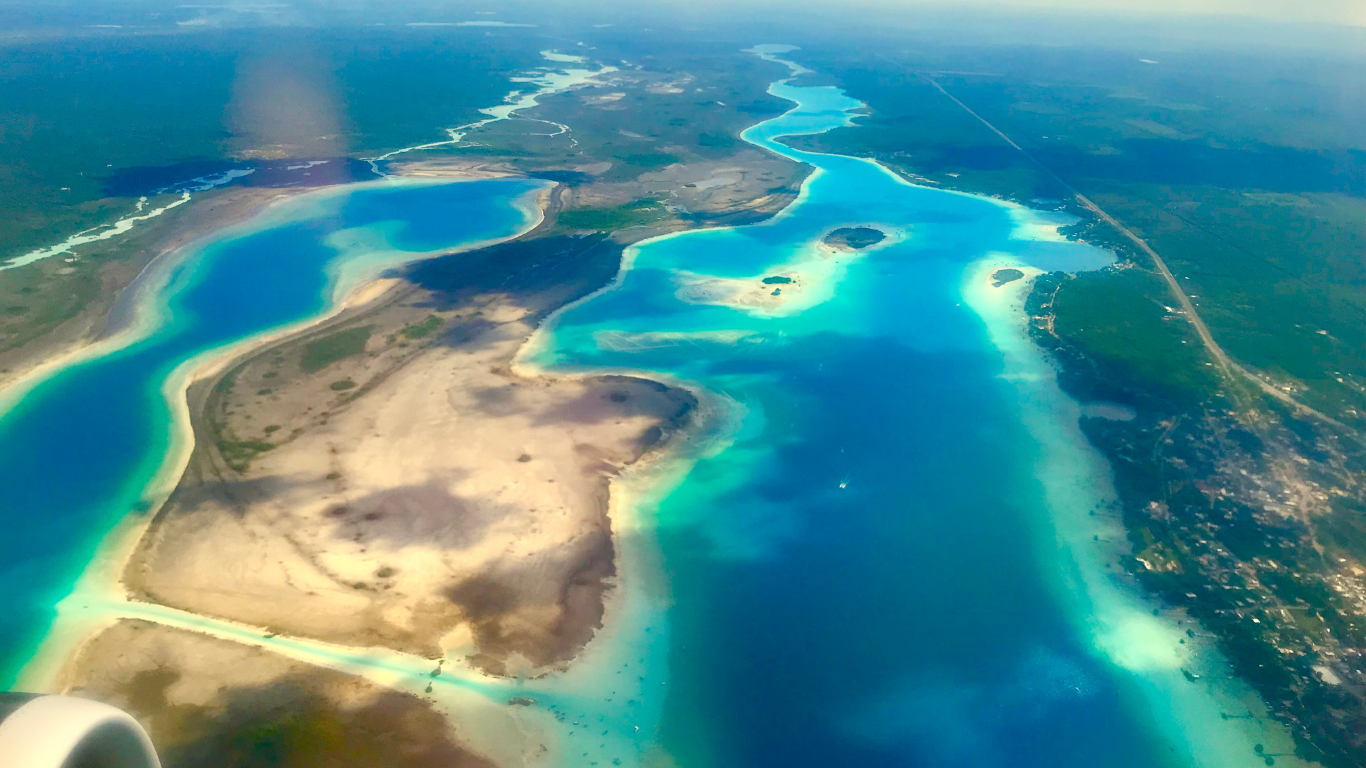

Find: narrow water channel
[518,47,1297,768]
[0,177,547,685]
[0,46,1302,768]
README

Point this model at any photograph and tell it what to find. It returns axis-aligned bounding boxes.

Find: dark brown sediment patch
[64,621,495,768]
[123,193,697,671]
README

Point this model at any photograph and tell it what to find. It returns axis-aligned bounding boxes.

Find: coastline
[0,187,306,415]
[6,45,789,766]
[16,147,775,766]
[510,51,1317,766]
[0,176,483,415]
[14,268,408,693]
[12,174,552,692]
[507,348,747,766]
[0,39,612,405]
[19,215,729,768]
[1,43,1323,768]
[961,255,1310,767]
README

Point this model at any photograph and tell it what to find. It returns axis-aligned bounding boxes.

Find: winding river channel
[1,46,1306,768]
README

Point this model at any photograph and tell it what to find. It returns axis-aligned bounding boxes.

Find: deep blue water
[0,178,544,685]
[0,51,1284,768]
[527,73,1193,767]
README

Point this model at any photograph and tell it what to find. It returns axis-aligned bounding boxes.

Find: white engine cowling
[0,694,160,768]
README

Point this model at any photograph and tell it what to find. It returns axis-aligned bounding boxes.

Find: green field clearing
[299,327,372,373]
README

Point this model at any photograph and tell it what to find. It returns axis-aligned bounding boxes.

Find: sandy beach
[5,109,823,761]
[0,187,301,412]
[961,252,1311,767]
[671,223,898,317]
[15,174,694,697]
[0,166,711,768]
[126,301,696,671]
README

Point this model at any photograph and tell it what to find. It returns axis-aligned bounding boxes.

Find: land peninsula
[22,41,815,768]
[126,219,698,674]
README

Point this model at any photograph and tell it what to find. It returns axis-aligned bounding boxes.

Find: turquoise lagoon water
[0,51,1296,768]
[515,59,1290,768]
[0,177,548,685]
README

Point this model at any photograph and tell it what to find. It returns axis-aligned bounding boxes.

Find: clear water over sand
[0,177,547,685]
[517,50,1302,768]
[0,48,1305,768]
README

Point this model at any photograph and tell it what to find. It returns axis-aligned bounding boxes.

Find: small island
[991,268,1025,287]
[822,226,885,250]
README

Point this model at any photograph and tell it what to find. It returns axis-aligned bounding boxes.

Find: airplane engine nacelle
[0,694,160,768]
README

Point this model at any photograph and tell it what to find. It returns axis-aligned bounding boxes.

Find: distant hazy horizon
[0,0,1363,29]
[883,0,1365,27]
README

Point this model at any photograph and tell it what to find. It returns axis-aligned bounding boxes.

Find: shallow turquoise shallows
[519,63,1268,767]
[0,51,1292,768]
[0,177,547,685]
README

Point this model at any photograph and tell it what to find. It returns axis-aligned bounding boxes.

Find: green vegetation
[1078,186,1364,417]
[795,48,1364,422]
[0,253,102,358]
[698,132,736,148]
[793,44,1365,765]
[299,327,371,373]
[0,28,548,264]
[124,667,479,768]
[990,268,1024,286]
[216,437,274,473]
[558,199,666,231]
[329,379,356,391]
[823,226,886,250]
[1047,269,1218,405]
[400,315,442,340]
[0,27,552,363]
[470,42,798,189]
[214,371,237,394]
[619,152,679,169]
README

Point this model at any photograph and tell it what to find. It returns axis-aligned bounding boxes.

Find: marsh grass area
[0,193,190,365]
[300,327,373,374]
[558,199,667,230]
[0,31,808,374]
[0,29,548,263]
[69,622,493,768]
[787,44,1366,766]
[789,47,1364,422]
[0,27,549,366]
[412,40,812,228]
